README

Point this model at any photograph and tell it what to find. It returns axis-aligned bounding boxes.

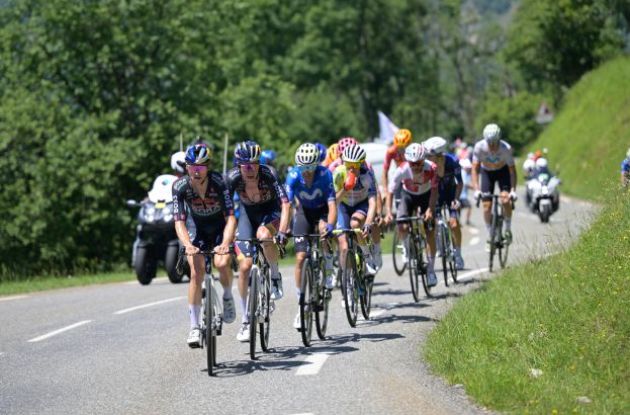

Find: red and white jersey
[388,160,438,195]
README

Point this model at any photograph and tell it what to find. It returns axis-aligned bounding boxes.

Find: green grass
[0,271,136,296]
[424,189,630,413]
[528,57,630,200]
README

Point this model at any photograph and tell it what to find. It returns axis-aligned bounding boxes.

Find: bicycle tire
[299,259,314,347]
[498,217,509,268]
[248,266,260,360]
[260,266,271,352]
[359,272,372,320]
[342,250,359,327]
[417,235,433,298]
[315,260,330,340]
[392,230,407,276]
[447,223,458,283]
[489,214,497,272]
[440,224,449,287]
[407,235,421,302]
[204,274,216,376]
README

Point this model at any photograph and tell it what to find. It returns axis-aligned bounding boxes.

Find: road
[0,195,595,415]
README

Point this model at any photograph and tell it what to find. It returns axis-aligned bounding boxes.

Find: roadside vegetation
[0,271,136,297]
[425,56,630,413]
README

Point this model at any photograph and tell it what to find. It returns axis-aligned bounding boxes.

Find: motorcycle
[127,174,189,285]
[526,172,561,223]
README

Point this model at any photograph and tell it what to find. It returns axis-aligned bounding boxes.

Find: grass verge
[424,188,630,414]
[0,271,136,297]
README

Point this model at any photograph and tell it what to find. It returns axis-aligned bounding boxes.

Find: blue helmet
[260,149,277,166]
[185,143,211,165]
[234,140,261,165]
[314,142,327,163]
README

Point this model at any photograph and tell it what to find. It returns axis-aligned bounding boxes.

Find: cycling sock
[296,287,301,300]
[504,218,512,232]
[270,262,280,279]
[189,305,201,328]
[239,296,248,323]
[485,223,492,235]
[428,256,436,271]
[222,288,233,301]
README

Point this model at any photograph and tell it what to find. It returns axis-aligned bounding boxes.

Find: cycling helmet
[314,142,327,163]
[185,144,211,165]
[234,140,261,164]
[394,129,412,147]
[170,151,186,173]
[535,158,548,169]
[327,143,340,161]
[337,137,358,155]
[482,123,501,144]
[341,143,367,163]
[523,158,535,171]
[404,143,426,163]
[260,149,277,165]
[423,136,448,155]
[295,143,320,166]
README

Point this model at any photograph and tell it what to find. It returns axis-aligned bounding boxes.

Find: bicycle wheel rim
[406,235,420,302]
[343,250,358,327]
[392,230,407,276]
[418,237,432,298]
[299,259,313,347]
[204,275,214,375]
[440,226,449,287]
[248,267,259,360]
[260,269,270,352]
[315,277,329,340]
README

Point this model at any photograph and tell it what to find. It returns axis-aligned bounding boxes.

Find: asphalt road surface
[0,194,596,415]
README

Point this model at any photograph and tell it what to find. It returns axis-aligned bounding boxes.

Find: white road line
[468,227,480,235]
[469,237,480,246]
[28,320,93,343]
[296,353,330,376]
[371,309,387,318]
[114,296,186,315]
[0,295,29,303]
[457,268,489,280]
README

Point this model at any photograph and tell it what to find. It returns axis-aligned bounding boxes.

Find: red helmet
[337,137,358,155]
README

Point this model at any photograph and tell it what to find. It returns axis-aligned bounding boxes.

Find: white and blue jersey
[285,166,336,209]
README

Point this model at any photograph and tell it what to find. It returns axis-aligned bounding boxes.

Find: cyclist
[332,143,378,275]
[323,143,339,167]
[172,143,237,348]
[385,143,439,287]
[423,136,465,270]
[226,141,291,342]
[471,123,517,249]
[286,143,337,329]
[314,142,328,164]
[330,137,383,272]
[382,129,412,194]
[621,148,630,187]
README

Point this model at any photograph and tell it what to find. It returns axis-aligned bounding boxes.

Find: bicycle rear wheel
[299,259,314,347]
[342,250,359,327]
[203,275,216,376]
[260,267,271,352]
[315,262,330,340]
[407,235,421,302]
[417,236,432,298]
[439,225,449,287]
[392,230,407,276]
[359,264,372,320]
[248,266,260,360]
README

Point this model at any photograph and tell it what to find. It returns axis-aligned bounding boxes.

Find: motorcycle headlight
[144,205,156,216]
[146,214,155,223]
[164,213,173,222]
[542,186,549,195]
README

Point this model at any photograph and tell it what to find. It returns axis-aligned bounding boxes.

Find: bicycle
[333,228,373,327]
[396,216,432,301]
[435,205,458,286]
[390,198,407,276]
[293,234,333,347]
[477,194,513,272]
[236,238,285,360]
[178,248,232,377]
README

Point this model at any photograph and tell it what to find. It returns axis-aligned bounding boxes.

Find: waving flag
[376,111,399,145]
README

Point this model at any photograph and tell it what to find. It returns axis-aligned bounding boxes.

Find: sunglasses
[299,165,317,173]
[240,162,259,170]
[409,161,424,167]
[344,161,361,170]
[187,164,208,174]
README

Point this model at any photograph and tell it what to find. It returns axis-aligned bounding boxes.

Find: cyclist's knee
[256,226,272,239]
[239,258,253,272]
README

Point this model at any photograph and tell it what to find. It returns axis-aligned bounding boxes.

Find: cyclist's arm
[508,164,517,192]
[454,162,464,200]
[279,200,291,234]
[471,161,480,191]
[327,199,337,227]
[175,220,194,249]
[428,187,438,215]
[366,195,376,226]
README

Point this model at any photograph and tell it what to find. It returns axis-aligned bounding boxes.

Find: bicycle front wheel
[260,267,271,352]
[248,266,260,360]
[392,230,407,276]
[498,218,509,269]
[299,259,314,347]
[342,250,359,327]
[204,274,216,376]
[315,261,330,340]
[407,235,421,302]
[439,225,449,287]
[359,270,373,320]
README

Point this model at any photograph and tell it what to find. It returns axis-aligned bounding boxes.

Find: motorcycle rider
[172,143,237,348]
[621,148,630,187]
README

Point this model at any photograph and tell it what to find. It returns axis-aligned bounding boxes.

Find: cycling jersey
[172,173,234,225]
[472,140,514,171]
[285,166,335,209]
[332,165,377,207]
[384,145,406,172]
[388,161,438,196]
[621,158,630,174]
[439,153,463,191]
[226,164,289,208]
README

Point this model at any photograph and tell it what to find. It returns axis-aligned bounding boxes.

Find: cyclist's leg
[349,201,371,269]
[497,166,513,236]
[417,192,436,280]
[186,232,208,346]
[293,206,312,301]
[337,202,353,270]
[235,206,256,325]
[480,168,495,240]
[396,191,413,252]
[208,224,236,323]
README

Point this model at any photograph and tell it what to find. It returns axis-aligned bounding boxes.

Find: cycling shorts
[191,221,225,252]
[235,201,281,257]
[438,185,459,219]
[480,165,511,201]
[292,205,328,252]
[337,200,368,230]
[397,190,431,220]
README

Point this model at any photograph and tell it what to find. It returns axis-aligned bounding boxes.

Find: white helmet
[482,123,501,144]
[295,143,320,166]
[341,143,367,163]
[404,143,426,163]
[423,136,448,155]
[170,151,186,174]
[523,158,535,171]
[535,157,548,169]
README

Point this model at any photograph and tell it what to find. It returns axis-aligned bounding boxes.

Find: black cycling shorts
[292,205,328,252]
[480,165,511,201]
[397,190,431,219]
[191,222,225,252]
[236,201,281,257]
